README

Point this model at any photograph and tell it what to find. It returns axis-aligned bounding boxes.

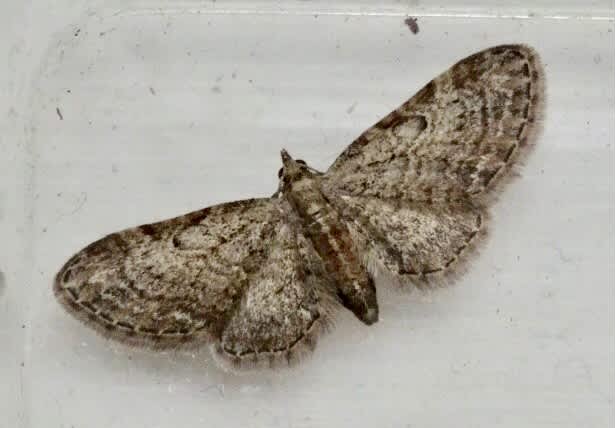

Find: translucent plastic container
[1,1,613,427]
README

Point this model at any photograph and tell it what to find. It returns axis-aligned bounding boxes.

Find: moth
[54,45,545,370]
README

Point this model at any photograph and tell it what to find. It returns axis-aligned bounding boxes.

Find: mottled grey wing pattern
[54,44,544,371]
[323,45,544,203]
[329,196,483,284]
[215,220,337,368]
[322,44,543,284]
[54,198,334,369]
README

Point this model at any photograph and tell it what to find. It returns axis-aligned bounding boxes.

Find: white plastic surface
[1,2,614,427]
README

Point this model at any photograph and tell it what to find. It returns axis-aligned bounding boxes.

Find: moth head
[278,149,314,190]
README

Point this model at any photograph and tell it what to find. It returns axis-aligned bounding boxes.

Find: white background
[1,1,613,427]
